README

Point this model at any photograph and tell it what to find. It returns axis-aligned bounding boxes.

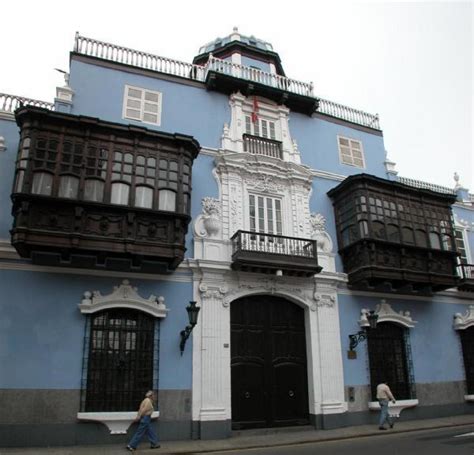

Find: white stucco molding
[0,136,6,152]
[77,411,159,434]
[359,300,417,328]
[453,305,474,330]
[368,399,418,417]
[78,279,168,318]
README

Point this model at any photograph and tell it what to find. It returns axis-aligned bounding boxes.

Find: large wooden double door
[231,295,309,429]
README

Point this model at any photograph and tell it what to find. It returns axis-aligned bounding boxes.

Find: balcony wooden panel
[231,230,322,277]
[458,264,474,292]
[328,174,459,295]
[11,106,200,273]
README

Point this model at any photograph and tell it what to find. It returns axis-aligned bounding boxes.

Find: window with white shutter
[337,136,365,168]
[122,85,162,126]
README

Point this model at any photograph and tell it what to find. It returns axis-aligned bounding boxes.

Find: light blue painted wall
[241,56,271,73]
[69,59,229,150]
[310,176,344,272]
[0,118,19,239]
[290,111,387,178]
[339,294,467,387]
[0,270,193,390]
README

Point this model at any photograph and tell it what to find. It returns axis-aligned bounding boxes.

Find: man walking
[376,381,396,430]
[127,390,160,451]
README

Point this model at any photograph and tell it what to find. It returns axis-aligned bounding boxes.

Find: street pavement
[0,415,473,454]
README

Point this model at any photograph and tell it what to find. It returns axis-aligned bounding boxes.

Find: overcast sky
[1,1,472,190]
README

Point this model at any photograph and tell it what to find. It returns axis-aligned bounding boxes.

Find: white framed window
[455,229,470,264]
[249,195,282,235]
[123,85,162,126]
[245,116,276,140]
[337,136,365,168]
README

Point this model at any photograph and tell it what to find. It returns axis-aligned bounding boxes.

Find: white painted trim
[77,411,159,434]
[368,399,418,417]
[0,136,6,152]
[453,305,474,330]
[78,279,168,318]
[359,300,417,328]
[464,394,474,402]
[0,112,15,121]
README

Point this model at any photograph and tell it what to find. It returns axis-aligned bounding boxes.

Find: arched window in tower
[367,322,416,401]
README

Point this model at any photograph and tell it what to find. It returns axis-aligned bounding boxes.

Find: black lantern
[179,301,200,355]
[348,310,378,353]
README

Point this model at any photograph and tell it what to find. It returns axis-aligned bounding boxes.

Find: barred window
[367,322,416,401]
[82,309,158,412]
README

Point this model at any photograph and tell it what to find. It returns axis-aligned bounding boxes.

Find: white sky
[1,0,472,190]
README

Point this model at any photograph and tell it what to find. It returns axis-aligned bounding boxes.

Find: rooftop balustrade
[74,33,380,129]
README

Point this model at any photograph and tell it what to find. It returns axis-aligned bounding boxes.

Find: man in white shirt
[376,381,396,430]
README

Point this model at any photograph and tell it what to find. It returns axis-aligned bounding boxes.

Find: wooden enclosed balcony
[231,230,322,277]
[328,174,459,295]
[458,264,474,292]
[11,106,200,273]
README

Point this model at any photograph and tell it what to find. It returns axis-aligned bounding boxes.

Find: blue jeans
[378,399,392,427]
[128,415,158,449]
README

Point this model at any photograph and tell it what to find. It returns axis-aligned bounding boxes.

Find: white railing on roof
[399,176,456,195]
[318,98,380,130]
[0,93,54,114]
[73,33,381,129]
[206,55,314,97]
[74,33,202,80]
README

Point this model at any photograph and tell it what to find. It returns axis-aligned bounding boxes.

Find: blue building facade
[0,28,473,447]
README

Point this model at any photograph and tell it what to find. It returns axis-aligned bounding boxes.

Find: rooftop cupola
[193,27,286,76]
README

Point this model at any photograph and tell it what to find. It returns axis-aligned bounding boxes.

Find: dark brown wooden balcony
[243,134,283,159]
[328,174,460,295]
[11,106,200,273]
[231,230,322,277]
[458,264,474,292]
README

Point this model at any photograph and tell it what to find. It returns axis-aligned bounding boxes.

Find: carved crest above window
[78,280,168,318]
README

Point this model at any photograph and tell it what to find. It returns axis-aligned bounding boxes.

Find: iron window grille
[459,327,474,395]
[80,308,160,412]
[367,322,416,401]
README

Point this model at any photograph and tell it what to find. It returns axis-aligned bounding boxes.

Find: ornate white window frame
[362,300,419,415]
[221,91,301,163]
[453,305,474,402]
[77,280,167,434]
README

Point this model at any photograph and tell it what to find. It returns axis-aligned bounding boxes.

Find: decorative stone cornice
[78,280,168,318]
[453,305,474,330]
[359,300,417,328]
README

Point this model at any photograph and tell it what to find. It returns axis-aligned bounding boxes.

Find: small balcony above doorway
[243,134,283,159]
[231,230,322,277]
[458,264,474,292]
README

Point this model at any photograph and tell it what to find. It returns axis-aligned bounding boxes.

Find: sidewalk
[1,415,473,454]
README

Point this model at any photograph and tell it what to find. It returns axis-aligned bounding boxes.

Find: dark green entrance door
[231,295,309,429]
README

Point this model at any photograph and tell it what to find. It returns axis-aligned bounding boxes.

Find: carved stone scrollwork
[0,136,5,152]
[312,293,336,311]
[309,212,333,253]
[199,282,228,306]
[194,197,222,238]
[78,280,168,318]
[359,300,417,328]
[246,175,284,194]
[454,305,474,330]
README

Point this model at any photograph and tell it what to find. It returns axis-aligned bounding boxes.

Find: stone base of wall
[0,388,192,448]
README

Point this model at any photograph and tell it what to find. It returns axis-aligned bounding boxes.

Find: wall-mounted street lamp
[348,310,378,359]
[179,301,200,356]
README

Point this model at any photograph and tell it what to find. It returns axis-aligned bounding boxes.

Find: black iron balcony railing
[243,134,283,159]
[230,230,322,277]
